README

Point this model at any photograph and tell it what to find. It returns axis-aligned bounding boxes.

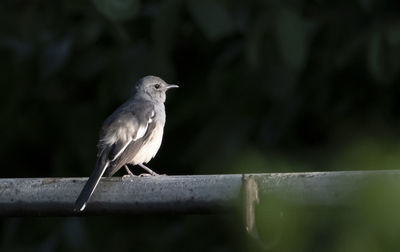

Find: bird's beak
[165,84,179,90]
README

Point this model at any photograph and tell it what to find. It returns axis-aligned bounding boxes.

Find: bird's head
[134,75,179,103]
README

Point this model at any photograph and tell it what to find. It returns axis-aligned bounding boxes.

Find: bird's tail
[74,154,109,212]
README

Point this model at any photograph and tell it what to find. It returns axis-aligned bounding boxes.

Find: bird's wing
[102,101,154,159]
[97,99,155,159]
[104,119,157,177]
[74,100,154,211]
[103,104,156,177]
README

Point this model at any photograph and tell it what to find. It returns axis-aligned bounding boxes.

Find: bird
[74,75,178,212]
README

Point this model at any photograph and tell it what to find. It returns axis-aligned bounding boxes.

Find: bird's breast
[131,122,164,165]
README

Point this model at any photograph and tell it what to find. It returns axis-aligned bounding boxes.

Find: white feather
[131,124,164,165]
[111,139,132,161]
[148,110,155,123]
[134,124,148,141]
[79,161,109,211]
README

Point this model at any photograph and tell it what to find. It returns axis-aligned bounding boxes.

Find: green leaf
[368,30,383,82]
[367,29,400,84]
[40,35,72,78]
[152,0,182,77]
[275,9,309,70]
[386,23,400,46]
[187,0,233,40]
[92,0,139,22]
[244,15,269,69]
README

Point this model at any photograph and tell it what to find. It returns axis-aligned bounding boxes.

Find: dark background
[2,0,400,251]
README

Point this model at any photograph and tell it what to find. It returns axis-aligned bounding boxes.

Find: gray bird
[74,75,178,211]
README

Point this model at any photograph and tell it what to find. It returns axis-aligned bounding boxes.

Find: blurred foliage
[1,0,400,251]
[249,176,400,252]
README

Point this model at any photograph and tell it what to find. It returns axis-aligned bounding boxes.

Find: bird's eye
[154,84,161,89]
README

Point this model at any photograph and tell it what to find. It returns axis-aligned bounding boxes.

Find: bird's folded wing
[100,104,155,176]
[104,121,157,176]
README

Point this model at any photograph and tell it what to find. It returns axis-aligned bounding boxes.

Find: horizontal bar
[0,175,242,216]
[0,170,398,216]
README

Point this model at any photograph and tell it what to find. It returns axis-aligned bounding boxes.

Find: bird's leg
[122,165,137,181]
[138,163,161,176]
[125,165,135,176]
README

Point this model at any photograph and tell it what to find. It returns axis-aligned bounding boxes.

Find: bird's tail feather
[74,154,109,212]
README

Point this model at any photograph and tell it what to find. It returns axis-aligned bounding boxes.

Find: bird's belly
[131,125,164,165]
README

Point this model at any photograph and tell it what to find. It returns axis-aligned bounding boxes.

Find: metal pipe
[0,170,398,216]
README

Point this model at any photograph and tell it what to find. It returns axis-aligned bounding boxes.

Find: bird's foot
[122,174,137,181]
[122,165,137,181]
[138,173,153,177]
[138,172,167,177]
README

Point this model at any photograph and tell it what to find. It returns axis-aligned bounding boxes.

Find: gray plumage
[74,75,178,211]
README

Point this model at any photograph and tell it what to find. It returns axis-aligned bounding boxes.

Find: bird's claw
[138,173,167,177]
[122,174,137,181]
[138,173,152,177]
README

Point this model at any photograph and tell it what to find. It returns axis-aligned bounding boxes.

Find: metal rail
[0,170,398,216]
